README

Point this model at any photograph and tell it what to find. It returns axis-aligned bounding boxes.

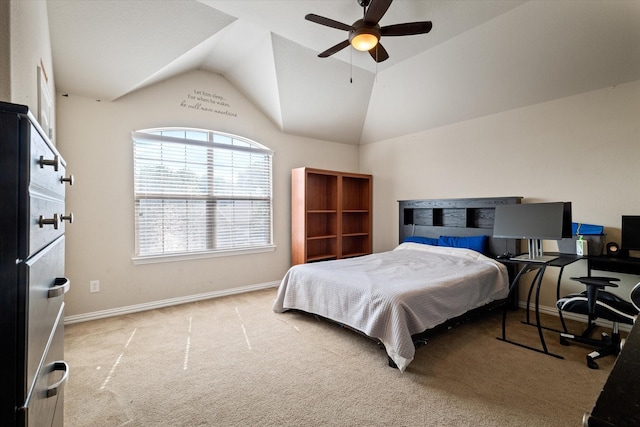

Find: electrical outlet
[90,280,100,293]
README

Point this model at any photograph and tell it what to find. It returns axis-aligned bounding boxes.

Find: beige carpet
[63,288,614,426]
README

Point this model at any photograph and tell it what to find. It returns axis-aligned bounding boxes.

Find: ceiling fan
[305,0,433,63]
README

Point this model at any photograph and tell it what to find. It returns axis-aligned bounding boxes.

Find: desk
[498,254,581,358]
[584,316,640,426]
[588,255,640,276]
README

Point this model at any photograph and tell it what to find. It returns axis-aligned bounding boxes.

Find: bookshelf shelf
[292,167,372,265]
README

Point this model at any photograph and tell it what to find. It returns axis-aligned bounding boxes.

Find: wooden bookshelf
[291,167,372,265]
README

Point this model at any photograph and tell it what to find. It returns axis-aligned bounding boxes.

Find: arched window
[132,128,273,262]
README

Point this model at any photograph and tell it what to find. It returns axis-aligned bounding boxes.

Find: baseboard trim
[518,301,633,333]
[65,287,632,333]
[64,281,280,325]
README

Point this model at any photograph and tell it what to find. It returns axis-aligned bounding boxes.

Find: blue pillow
[403,236,439,246]
[438,235,487,253]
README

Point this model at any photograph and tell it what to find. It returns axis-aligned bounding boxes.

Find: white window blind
[132,128,273,258]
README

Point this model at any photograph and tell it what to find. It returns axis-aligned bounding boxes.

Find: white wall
[360,80,640,308]
[0,1,9,100]
[5,0,56,140]
[56,70,359,317]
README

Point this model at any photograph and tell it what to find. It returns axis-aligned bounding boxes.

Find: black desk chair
[557,277,639,369]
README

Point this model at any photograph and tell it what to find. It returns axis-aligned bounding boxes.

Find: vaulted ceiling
[47,0,640,145]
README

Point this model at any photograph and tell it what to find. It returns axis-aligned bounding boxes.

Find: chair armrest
[571,276,619,289]
[571,277,620,317]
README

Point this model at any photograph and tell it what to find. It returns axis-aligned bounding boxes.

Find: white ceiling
[47,0,640,145]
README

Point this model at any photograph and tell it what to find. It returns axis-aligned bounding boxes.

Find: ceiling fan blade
[364,0,393,25]
[381,21,433,36]
[305,14,352,32]
[369,42,389,63]
[318,40,351,58]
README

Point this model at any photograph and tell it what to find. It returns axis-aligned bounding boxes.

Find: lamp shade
[349,21,380,52]
[351,32,378,51]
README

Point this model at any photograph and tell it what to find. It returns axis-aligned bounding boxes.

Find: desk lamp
[493,202,572,262]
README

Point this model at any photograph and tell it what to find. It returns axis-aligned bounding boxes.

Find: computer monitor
[621,215,640,252]
[493,202,572,262]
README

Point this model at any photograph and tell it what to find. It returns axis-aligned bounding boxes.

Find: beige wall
[7,0,639,320]
[0,1,9,101]
[360,80,640,309]
[56,70,359,317]
[57,74,640,319]
[4,0,56,139]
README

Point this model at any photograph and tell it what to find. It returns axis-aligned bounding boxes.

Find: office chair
[557,277,639,369]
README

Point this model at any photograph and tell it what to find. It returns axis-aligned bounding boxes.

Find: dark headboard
[398,197,523,257]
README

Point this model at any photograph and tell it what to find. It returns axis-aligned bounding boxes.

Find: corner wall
[56,70,359,317]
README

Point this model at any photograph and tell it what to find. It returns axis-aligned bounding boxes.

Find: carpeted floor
[63,288,613,426]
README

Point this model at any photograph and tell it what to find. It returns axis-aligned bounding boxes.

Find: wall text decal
[180,89,238,117]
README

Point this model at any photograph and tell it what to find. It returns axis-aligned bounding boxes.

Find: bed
[273,197,522,372]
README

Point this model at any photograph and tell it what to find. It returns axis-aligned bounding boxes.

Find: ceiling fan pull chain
[375,46,378,81]
[350,47,353,83]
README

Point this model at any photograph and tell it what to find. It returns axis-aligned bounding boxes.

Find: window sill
[132,245,276,265]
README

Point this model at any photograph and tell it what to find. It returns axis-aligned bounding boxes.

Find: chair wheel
[560,337,570,346]
[587,357,599,369]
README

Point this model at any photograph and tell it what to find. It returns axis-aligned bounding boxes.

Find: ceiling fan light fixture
[307,0,433,62]
[349,21,380,51]
[351,31,379,51]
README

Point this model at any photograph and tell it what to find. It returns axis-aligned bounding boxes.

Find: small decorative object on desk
[576,235,589,256]
[557,222,604,255]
